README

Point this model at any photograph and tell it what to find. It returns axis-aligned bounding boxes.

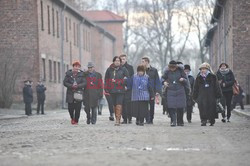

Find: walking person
[120,54,134,124]
[184,64,195,123]
[104,56,129,126]
[36,81,46,115]
[23,80,33,116]
[63,61,86,125]
[84,62,103,125]
[193,63,223,126]
[232,81,245,110]
[162,60,190,127]
[216,63,235,122]
[141,57,161,124]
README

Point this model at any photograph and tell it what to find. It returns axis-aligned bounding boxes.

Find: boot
[115,105,122,126]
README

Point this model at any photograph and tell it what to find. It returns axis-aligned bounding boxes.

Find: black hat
[184,64,191,71]
[169,60,177,65]
[177,61,183,65]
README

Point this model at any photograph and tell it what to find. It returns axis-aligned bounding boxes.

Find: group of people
[23,80,46,116]
[62,54,245,127]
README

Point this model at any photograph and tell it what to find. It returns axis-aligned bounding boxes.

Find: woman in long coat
[130,65,154,126]
[193,63,222,126]
[162,60,190,127]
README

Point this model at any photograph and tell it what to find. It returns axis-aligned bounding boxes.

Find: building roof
[205,25,217,47]
[211,0,226,24]
[82,10,126,23]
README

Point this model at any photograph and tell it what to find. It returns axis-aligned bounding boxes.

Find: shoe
[201,123,206,126]
[109,116,114,121]
[221,118,226,123]
[171,123,176,127]
[98,112,102,115]
[71,119,76,125]
[138,123,144,126]
[121,120,127,124]
[87,119,90,125]
[128,120,132,124]
[188,120,192,123]
[227,119,230,123]
[210,123,214,126]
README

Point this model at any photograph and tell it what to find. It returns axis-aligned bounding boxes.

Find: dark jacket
[187,75,195,106]
[123,62,134,101]
[193,73,222,120]
[36,85,46,102]
[84,71,103,107]
[63,69,86,103]
[104,64,129,94]
[162,67,189,109]
[146,66,161,95]
[23,85,33,103]
[216,69,235,92]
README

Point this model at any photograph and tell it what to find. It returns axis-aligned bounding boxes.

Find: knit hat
[184,64,191,71]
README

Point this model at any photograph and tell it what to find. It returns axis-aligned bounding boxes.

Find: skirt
[131,101,149,118]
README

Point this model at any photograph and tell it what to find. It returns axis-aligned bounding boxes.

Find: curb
[0,115,28,120]
[232,109,250,119]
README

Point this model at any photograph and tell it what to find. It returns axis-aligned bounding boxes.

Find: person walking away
[130,65,154,126]
[84,62,103,125]
[162,60,190,127]
[104,56,129,126]
[23,80,33,116]
[232,81,245,110]
[193,63,223,126]
[120,54,134,124]
[141,57,161,124]
[63,61,86,125]
[216,63,235,122]
[36,81,46,115]
[184,64,195,123]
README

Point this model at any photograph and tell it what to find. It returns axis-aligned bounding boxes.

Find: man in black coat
[184,64,195,123]
[120,54,134,124]
[141,57,161,124]
[23,80,33,116]
[84,62,103,125]
[36,81,46,115]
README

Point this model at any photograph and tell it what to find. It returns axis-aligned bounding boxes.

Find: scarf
[220,68,230,75]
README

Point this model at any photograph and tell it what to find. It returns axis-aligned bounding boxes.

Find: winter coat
[36,85,46,102]
[216,69,235,92]
[146,66,162,95]
[233,86,244,103]
[162,68,189,109]
[63,69,86,103]
[131,74,154,101]
[187,75,195,106]
[104,64,129,94]
[23,85,33,103]
[84,71,103,107]
[193,72,222,120]
[123,62,134,101]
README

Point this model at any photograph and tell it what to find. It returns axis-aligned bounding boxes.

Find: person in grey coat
[36,81,46,115]
[23,80,33,116]
[162,60,190,127]
[84,62,103,125]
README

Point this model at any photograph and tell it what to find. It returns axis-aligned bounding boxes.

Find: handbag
[233,82,240,95]
[216,100,225,113]
[73,91,83,102]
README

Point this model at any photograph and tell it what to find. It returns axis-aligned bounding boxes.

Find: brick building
[205,0,250,104]
[0,0,124,108]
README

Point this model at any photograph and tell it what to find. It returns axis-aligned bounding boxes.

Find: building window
[58,62,61,83]
[65,17,68,42]
[47,5,50,34]
[77,24,79,47]
[73,22,76,45]
[40,1,44,31]
[52,8,55,36]
[69,18,71,30]
[54,61,57,82]
[83,29,85,50]
[88,31,91,52]
[70,42,72,64]
[49,60,52,82]
[56,10,59,38]
[42,58,46,81]
[67,64,69,71]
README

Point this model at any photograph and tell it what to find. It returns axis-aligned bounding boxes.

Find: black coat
[216,70,235,92]
[193,73,222,120]
[36,85,46,102]
[123,62,134,101]
[23,85,33,103]
[84,71,103,107]
[187,75,195,106]
[63,70,86,103]
[146,66,161,95]
[104,64,129,94]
